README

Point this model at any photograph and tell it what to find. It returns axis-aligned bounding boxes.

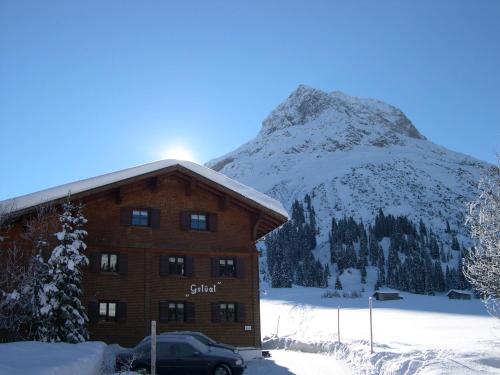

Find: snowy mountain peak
[262,85,425,141]
[207,85,489,267]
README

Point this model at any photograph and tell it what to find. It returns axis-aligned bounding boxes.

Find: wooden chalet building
[0,160,288,347]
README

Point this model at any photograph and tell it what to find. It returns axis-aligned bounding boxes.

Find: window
[219,258,236,277]
[100,253,118,273]
[99,301,117,322]
[167,302,185,322]
[168,256,185,276]
[174,343,197,357]
[190,214,207,231]
[157,343,174,358]
[219,302,236,322]
[132,209,149,226]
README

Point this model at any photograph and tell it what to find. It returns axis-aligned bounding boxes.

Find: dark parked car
[138,331,239,354]
[116,335,246,375]
[163,331,239,354]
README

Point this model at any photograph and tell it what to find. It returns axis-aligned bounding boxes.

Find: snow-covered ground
[247,350,352,375]
[260,283,500,374]
[0,341,107,375]
[1,284,497,375]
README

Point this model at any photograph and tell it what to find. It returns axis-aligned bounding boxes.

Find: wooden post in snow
[337,306,340,344]
[369,297,374,354]
[151,320,157,375]
[276,315,280,338]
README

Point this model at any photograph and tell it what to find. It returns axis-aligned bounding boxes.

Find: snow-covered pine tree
[42,200,89,343]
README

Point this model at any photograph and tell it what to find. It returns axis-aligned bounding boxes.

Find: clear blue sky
[1,1,499,200]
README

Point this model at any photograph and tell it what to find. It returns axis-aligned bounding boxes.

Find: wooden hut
[372,289,402,301]
[446,290,472,300]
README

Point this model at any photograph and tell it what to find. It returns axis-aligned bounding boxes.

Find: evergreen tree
[41,201,89,343]
[429,232,440,259]
[322,264,331,288]
[27,253,51,341]
[451,235,460,251]
[334,275,343,290]
[360,264,367,284]
[433,261,445,292]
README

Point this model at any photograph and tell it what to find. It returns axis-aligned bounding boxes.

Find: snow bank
[0,341,107,375]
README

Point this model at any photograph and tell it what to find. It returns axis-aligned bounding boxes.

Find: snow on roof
[373,288,400,294]
[446,289,472,296]
[0,159,289,219]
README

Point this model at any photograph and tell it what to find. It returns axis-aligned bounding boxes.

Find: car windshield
[192,334,211,345]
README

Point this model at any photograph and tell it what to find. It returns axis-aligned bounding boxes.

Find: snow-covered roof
[0,159,289,219]
[446,289,472,296]
[372,288,400,295]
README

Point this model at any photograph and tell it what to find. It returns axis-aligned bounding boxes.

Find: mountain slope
[207,85,490,262]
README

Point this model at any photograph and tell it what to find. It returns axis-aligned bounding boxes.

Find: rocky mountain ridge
[207,85,490,267]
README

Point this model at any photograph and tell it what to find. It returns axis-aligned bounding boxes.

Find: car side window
[157,343,174,358]
[173,343,196,357]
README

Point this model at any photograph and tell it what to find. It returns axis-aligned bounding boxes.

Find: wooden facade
[0,163,287,348]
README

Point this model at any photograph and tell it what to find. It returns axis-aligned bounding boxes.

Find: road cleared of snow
[246,350,352,375]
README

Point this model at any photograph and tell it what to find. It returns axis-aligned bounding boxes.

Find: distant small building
[372,289,402,301]
[446,290,472,300]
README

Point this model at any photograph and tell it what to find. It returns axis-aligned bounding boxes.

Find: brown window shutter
[180,211,190,231]
[159,302,168,322]
[90,252,101,273]
[185,302,195,323]
[150,209,160,228]
[237,303,246,323]
[236,258,245,279]
[118,253,128,275]
[117,302,127,323]
[185,256,194,277]
[211,303,221,323]
[88,301,99,324]
[211,258,220,277]
[208,213,218,232]
[120,208,132,226]
[159,255,169,276]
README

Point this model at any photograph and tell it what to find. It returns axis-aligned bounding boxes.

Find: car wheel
[213,363,233,375]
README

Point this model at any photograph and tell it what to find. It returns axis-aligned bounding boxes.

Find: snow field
[246,350,352,375]
[260,285,500,374]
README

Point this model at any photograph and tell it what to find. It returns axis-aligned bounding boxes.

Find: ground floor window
[159,301,185,322]
[219,302,236,322]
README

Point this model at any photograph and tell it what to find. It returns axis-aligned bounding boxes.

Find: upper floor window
[219,258,236,277]
[132,209,149,226]
[169,256,185,276]
[101,253,118,273]
[99,301,117,322]
[190,214,207,231]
